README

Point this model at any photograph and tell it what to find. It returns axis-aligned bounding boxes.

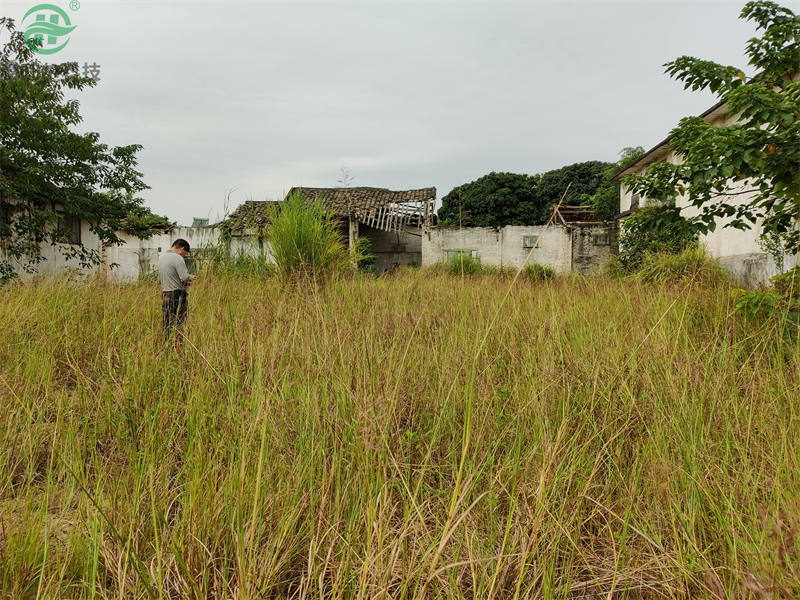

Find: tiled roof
[287,187,436,216]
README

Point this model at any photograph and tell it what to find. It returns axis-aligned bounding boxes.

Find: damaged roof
[218,200,281,233]
[551,204,606,225]
[287,186,436,217]
[219,187,436,234]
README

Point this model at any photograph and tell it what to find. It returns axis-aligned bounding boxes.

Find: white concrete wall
[104,227,275,281]
[422,225,575,272]
[1,220,103,280]
[103,226,224,281]
[423,227,503,267]
[500,226,573,272]
[2,223,273,282]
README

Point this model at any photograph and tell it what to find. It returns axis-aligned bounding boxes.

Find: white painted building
[614,100,797,287]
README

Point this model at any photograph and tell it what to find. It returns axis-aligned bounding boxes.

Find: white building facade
[615,102,796,287]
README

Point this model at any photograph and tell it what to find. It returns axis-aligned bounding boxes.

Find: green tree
[536,160,610,207]
[581,146,645,220]
[437,161,611,228]
[0,18,170,281]
[623,1,800,252]
[437,172,541,228]
[618,205,698,270]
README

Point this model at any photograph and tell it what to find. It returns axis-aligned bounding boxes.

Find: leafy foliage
[757,228,790,272]
[537,161,610,208]
[623,1,800,251]
[437,172,540,228]
[732,277,799,336]
[618,205,698,270]
[733,288,779,317]
[437,161,611,228]
[580,147,645,220]
[0,18,169,280]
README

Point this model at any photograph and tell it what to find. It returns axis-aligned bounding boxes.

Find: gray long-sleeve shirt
[158,250,190,292]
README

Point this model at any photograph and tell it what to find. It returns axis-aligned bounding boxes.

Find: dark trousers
[162,290,188,338]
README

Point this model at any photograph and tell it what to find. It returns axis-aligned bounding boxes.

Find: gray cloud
[5,0,754,224]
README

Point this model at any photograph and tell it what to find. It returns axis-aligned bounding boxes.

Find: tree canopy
[624,1,800,252]
[437,172,540,228]
[537,161,609,208]
[437,161,611,228]
[0,18,170,280]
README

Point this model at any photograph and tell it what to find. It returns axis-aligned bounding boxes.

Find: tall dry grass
[0,270,798,598]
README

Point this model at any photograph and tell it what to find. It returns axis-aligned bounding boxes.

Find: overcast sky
[6,0,758,225]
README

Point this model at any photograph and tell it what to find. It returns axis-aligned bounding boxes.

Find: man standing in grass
[158,239,196,344]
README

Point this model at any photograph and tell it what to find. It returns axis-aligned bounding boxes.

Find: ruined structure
[285,186,435,272]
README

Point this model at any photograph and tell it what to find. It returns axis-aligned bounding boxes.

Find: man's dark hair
[171,239,190,252]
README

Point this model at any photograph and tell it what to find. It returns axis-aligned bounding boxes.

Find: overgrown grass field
[1,270,798,598]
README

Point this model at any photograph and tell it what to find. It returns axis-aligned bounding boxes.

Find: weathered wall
[422,224,616,273]
[718,253,797,288]
[1,220,102,280]
[571,224,616,274]
[500,226,573,272]
[2,224,271,282]
[104,227,224,281]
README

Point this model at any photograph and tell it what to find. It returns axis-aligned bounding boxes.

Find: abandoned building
[1,186,437,281]
[288,186,435,272]
[218,187,436,273]
[421,204,616,274]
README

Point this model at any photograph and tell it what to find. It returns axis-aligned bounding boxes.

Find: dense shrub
[618,205,698,270]
[445,253,483,276]
[523,262,556,281]
[732,273,799,338]
[601,255,627,279]
[633,246,728,285]
[770,265,800,300]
